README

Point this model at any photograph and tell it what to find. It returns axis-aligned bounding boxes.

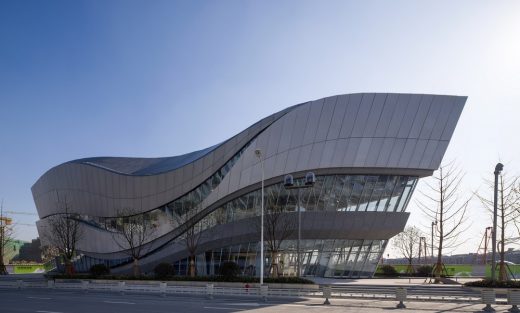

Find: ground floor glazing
[174,239,387,278]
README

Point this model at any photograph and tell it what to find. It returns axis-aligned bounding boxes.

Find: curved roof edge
[69,142,223,176]
[60,104,301,177]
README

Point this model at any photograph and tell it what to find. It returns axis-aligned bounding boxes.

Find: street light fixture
[491,162,504,281]
[283,172,316,277]
[254,149,265,285]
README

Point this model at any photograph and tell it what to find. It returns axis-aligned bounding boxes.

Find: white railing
[0,279,507,307]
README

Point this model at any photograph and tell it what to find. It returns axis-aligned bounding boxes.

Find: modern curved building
[32,93,466,278]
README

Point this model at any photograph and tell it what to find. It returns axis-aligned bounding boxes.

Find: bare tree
[418,163,471,282]
[112,208,156,277]
[393,226,422,274]
[254,186,296,278]
[0,201,14,275]
[476,173,520,281]
[44,199,84,275]
[41,244,60,263]
[171,203,207,277]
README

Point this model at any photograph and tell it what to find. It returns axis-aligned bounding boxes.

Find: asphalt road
[0,289,320,313]
[0,288,516,313]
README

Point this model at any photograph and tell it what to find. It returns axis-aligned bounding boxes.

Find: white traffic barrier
[118,281,126,295]
[322,285,331,305]
[481,289,496,312]
[160,282,167,297]
[260,285,268,302]
[395,287,407,309]
[206,284,214,299]
[508,289,520,313]
[81,281,89,293]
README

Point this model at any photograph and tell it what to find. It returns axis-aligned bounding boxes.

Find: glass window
[346,176,365,211]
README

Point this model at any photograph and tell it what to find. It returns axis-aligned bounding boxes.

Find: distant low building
[11,238,42,263]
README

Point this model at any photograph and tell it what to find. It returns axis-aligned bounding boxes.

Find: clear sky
[1,1,519,257]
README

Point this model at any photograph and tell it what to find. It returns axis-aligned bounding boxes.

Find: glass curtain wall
[203,174,418,228]
[174,239,387,278]
[170,174,417,278]
[72,174,417,276]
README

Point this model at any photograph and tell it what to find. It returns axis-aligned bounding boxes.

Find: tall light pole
[491,163,504,281]
[418,237,426,265]
[254,149,265,285]
[283,172,316,277]
[431,220,437,267]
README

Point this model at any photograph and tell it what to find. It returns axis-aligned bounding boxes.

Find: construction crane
[12,223,35,227]
[476,227,493,264]
[2,209,37,227]
[0,217,12,226]
[418,236,428,265]
[3,211,37,216]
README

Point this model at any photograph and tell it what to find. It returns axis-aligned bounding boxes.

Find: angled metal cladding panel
[31,109,286,219]
[220,93,466,200]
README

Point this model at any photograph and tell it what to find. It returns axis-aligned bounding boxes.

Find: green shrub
[379,265,398,277]
[45,273,314,284]
[416,265,433,277]
[465,279,520,288]
[219,261,240,278]
[154,263,175,279]
[89,264,110,276]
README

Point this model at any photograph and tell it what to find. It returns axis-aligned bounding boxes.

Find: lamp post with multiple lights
[283,172,316,277]
[491,163,504,281]
[254,149,265,285]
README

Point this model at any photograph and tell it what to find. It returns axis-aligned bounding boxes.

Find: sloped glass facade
[170,174,417,278]
[175,239,387,278]
[71,174,416,277]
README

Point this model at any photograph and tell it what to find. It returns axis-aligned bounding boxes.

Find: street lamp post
[283,172,316,277]
[254,149,265,285]
[419,237,426,265]
[431,220,437,267]
[491,163,504,281]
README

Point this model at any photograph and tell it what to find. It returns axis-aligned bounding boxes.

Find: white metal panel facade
[32,93,466,259]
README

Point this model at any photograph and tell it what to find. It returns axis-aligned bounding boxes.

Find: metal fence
[1,278,517,310]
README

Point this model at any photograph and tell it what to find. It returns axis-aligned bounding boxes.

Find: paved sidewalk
[272,299,511,313]
[310,277,481,286]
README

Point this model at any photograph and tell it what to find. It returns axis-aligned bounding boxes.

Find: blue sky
[1,1,519,255]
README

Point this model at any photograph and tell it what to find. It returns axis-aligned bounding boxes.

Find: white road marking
[103,300,136,305]
[226,302,260,306]
[28,297,52,300]
[204,307,245,310]
[36,311,64,313]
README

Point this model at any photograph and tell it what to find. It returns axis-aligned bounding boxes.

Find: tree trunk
[433,173,445,283]
[188,255,196,277]
[406,257,414,275]
[499,180,507,281]
[269,251,279,278]
[0,239,6,275]
[65,259,74,276]
[133,258,140,277]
